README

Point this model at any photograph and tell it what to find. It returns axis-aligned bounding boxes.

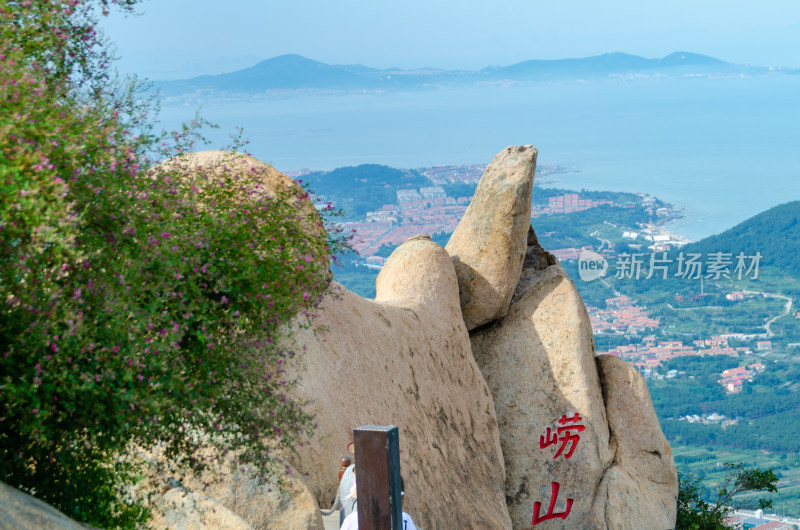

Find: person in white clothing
[340,476,417,530]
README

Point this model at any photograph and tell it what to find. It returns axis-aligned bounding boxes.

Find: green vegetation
[770,312,800,350]
[1,1,342,526]
[649,356,800,453]
[677,463,778,529]
[306,164,428,218]
[605,201,800,309]
[681,201,800,285]
[533,204,657,249]
[646,296,786,336]
[441,182,477,199]
[675,444,800,519]
[531,186,644,206]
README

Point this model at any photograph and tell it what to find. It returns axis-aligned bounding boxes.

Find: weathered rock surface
[592,355,678,530]
[445,145,537,330]
[153,489,252,530]
[188,460,324,530]
[286,235,511,530]
[0,481,93,530]
[137,444,323,530]
[154,150,330,276]
[470,264,614,529]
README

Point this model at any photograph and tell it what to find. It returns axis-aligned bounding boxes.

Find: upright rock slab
[446,145,537,330]
[592,355,678,529]
[286,236,511,529]
[470,264,614,529]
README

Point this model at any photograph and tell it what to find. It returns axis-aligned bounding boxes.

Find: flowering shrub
[0,1,346,526]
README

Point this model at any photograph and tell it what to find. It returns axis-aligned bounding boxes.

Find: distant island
[156,52,799,96]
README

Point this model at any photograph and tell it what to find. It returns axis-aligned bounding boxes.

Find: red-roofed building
[722,367,749,378]
[722,516,744,529]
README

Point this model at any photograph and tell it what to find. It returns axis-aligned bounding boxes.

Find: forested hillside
[682,201,799,279]
[306,164,428,218]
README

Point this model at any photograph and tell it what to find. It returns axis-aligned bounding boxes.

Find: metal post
[353,425,402,529]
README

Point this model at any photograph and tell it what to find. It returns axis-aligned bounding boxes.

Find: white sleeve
[402,512,418,530]
[340,511,359,530]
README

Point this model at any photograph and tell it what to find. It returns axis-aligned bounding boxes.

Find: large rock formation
[460,148,677,528]
[446,145,537,330]
[281,145,675,529]
[285,235,511,530]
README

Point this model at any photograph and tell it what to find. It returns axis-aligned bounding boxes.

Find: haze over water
[159,74,800,241]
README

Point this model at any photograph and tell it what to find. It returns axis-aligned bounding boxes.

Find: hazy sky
[103,0,800,79]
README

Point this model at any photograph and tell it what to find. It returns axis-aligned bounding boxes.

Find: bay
[158,75,800,241]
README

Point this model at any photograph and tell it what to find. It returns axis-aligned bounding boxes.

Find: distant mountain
[484,51,735,80]
[168,54,376,91]
[157,52,789,95]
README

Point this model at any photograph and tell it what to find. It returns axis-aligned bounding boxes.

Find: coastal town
[589,291,782,393]
[593,295,770,382]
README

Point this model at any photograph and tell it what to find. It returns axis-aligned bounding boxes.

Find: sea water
[158,75,800,241]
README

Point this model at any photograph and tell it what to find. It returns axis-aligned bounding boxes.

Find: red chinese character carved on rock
[539,426,557,449]
[539,413,585,460]
[531,481,573,526]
